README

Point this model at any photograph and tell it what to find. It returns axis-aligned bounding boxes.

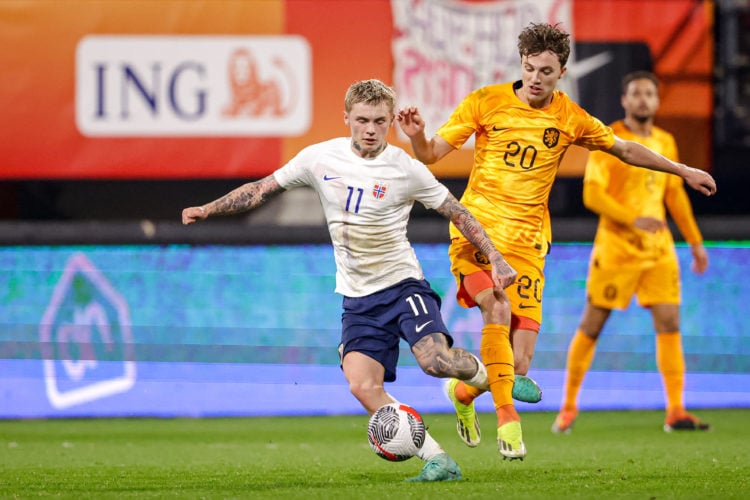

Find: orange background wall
[0,0,287,179]
[0,0,713,179]
[571,0,714,175]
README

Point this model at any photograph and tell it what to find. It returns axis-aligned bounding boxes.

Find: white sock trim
[464,354,489,390]
[417,431,444,461]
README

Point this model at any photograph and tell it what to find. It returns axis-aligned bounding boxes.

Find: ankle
[455,381,480,405]
[496,404,520,426]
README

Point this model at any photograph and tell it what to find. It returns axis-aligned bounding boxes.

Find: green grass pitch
[1,409,748,499]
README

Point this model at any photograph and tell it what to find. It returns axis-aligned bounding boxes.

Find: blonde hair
[344,79,396,113]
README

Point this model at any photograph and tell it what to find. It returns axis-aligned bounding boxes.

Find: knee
[416,352,451,379]
[479,291,511,325]
[348,380,384,407]
[512,339,535,375]
[411,333,464,379]
[656,318,680,333]
[514,354,531,375]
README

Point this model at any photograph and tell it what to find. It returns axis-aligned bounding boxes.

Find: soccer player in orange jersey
[551,71,710,434]
[397,23,716,460]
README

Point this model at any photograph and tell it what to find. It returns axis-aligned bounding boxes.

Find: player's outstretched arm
[182,174,284,225]
[396,106,454,165]
[435,192,517,289]
[607,137,717,196]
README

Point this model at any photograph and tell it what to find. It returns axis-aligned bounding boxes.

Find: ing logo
[39,253,136,409]
[75,35,311,137]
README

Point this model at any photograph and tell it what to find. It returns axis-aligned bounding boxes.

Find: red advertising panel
[0,0,713,179]
[0,0,289,179]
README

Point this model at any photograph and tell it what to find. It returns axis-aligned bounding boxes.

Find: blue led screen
[1,243,747,418]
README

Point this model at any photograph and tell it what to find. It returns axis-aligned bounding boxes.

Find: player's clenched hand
[490,255,517,290]
[182,206,207,225]
[396,106,426,138]
[683,166,717,196]
[633,216,666,233]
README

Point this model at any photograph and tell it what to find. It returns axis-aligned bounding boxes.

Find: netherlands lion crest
[474,251,490,265]
[543,127,560,148]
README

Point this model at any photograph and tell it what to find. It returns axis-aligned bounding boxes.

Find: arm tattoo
[207,175,284,216]
[436,193,497,259]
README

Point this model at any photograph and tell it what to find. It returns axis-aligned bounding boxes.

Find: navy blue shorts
[340,278,453,382]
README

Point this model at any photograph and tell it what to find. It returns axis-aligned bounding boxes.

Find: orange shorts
[448,238,545,331]
[586,250,681,309]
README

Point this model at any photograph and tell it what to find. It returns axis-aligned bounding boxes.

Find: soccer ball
[367,403,426,462]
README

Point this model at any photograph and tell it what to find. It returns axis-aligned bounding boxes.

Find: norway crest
[543,127,560,148]
[372,181,388,199]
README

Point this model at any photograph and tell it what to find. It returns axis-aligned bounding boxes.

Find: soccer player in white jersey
[182,79,517,482]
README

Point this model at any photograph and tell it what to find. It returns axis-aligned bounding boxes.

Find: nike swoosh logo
[553,51,614,103]
[566,51,614,79]
[492,126,508,132]
[323,174,342,181]
[518,304,537,309]
[415,320,434,333]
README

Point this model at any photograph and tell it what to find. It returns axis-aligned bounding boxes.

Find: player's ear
[559,66,567,79]
[343,111,350,126]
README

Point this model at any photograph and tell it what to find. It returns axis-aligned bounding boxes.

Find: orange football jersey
[438,81,615,258]
[584,119,702,265]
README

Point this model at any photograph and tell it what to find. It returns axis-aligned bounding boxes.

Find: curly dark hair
[517,22,571,68]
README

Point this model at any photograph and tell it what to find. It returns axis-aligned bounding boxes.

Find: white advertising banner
[76,35,312,137]
[391,0,574,141]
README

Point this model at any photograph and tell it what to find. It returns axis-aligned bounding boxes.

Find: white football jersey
[274,137,449,297]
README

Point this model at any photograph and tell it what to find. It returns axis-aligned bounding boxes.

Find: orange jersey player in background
[552,71,710,434]
[397,23,716,461]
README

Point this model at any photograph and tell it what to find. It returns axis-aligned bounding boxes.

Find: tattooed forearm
[205,175,283,216]
[435,193,517,289]
[436,193,498,259]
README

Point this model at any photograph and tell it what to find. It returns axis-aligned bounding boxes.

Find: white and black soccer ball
[367,403,426,462]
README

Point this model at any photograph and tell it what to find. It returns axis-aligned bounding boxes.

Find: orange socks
[452,324,517,425]
[454,380,483,405]
[561,330,597,412]
[656,332,686,415]
[560,330,686,417]
[476,323,517,425]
